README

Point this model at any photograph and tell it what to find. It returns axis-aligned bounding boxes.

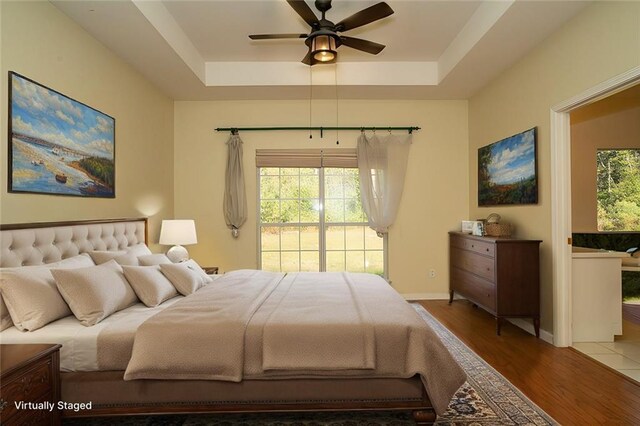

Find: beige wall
[173,100,468,296]
[469,1,640,332]
[570,90,640,232]
[0,1,174,249]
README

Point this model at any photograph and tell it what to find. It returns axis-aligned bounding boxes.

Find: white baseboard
[508,318,554,344]
[402,293,459,301]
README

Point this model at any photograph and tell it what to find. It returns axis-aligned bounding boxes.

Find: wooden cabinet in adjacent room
[448,232,542,337]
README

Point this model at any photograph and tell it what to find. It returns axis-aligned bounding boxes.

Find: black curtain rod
[215,126,420,137]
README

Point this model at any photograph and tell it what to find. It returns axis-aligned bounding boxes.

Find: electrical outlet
[429,269,436,279]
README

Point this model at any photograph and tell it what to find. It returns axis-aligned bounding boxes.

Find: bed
[0,218,465,424]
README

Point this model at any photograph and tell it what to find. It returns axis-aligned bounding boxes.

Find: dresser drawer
[1,357,53,421]
[450,235,495,257]
[465,239,495,257]
[449,235,467,250]
[451,247,495,282]
[451,267,496,311]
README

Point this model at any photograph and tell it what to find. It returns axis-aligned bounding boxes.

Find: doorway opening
[551,66,640,381]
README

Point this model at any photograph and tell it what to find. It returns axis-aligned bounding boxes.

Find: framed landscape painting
[478,127,537,206]
[8,72,115,197]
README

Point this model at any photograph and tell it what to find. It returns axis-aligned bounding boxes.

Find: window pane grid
[259,166,384,276]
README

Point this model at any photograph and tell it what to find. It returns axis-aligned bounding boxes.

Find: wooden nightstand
[0,344,61,425]
[203,266,219,275]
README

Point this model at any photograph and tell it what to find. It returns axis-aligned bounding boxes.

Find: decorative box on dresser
[448,232,542,337]
[0,344,61,425]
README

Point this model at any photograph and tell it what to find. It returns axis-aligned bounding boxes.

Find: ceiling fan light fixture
[251,1,394,66]
[311,35,337,62]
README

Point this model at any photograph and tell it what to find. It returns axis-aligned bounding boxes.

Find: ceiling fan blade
[301,50,313,65]
[287,0,319,27]
[249,33,308,40]
[336,2,394,32]
[341,36,385,54]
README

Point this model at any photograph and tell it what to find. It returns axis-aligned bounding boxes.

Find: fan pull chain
[335,63,339,145]
[309,64,313,140]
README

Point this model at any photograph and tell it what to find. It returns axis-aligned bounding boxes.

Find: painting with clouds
[478,127,537,206]
[8,72,115,197]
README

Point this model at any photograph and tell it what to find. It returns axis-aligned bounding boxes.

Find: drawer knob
[486,248,489,252]
[0,399,7,412]
[471,244,475,248]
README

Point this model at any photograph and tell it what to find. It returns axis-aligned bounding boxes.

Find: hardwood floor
[623,302,640,325]
[420,300,640,425]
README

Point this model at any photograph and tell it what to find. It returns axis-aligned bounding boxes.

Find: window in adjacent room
[596,148,640,231]
[258,159,385,275]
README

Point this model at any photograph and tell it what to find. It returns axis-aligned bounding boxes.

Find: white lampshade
[160,220,197,263]
[159,220,197,246]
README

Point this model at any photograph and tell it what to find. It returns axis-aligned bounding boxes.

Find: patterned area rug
[64,304,556,425]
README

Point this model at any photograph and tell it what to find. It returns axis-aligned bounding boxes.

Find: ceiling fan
[249,0,394,66]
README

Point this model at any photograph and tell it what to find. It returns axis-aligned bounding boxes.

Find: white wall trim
[403,293,453,301]
[438,0,514,82]
[508,318,554,344]
[205,61,439,87]
[553,66,640,113]
[132,0,205,82]
[550,66,640,347]
[550,108,573,347]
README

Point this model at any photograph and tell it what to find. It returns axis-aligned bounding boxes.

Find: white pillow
[113,253,140,266]
[52,260,138,326]
[138,254,172,266]
[0,254,95,331]
[159,260,213,296]
[122,265,178,307]
[1,255,96,331]
[88,250,129,265]
[127,243,153,257]
[0,297,11,331]
[88,244,151,266]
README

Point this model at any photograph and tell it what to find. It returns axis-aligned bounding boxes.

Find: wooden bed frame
[0,218,437,424]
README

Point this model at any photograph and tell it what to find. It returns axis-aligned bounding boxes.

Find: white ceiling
[51,0,591,100]
[164,0,481,62]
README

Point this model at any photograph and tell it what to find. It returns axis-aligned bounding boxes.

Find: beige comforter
[123,269,465,415]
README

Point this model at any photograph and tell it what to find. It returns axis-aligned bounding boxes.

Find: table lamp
[159,219,197,263]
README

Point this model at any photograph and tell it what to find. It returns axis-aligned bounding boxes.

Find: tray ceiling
[52,0,591,100]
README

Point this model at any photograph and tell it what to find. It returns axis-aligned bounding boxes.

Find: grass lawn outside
[261,226,384,275]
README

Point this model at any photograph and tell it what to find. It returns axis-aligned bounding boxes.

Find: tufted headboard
[0,218,148,268]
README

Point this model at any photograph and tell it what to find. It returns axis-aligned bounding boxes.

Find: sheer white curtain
[357,133,411,236]
[223,134,247,238]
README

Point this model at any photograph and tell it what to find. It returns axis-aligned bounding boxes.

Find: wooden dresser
[0,344,61,425]
[448,232,542,337]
